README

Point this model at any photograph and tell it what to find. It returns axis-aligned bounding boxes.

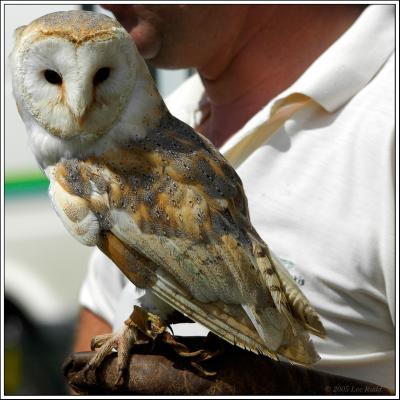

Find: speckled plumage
[11,10,325,365]
[16,10,124,44]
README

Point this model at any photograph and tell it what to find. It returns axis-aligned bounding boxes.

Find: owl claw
[162,332,220,360]
[81,363,92,381]
[177,349,206,357]
[90,333,114,350]
[160,331,222,376]
[114,366,125,387]
[190,361,217,377]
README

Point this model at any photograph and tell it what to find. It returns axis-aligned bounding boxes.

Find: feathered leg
[83,306,164,385]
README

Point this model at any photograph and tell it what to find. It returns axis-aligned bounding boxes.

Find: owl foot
[83,306,222,383]
[83,306,167,386]
[161,331,222,377]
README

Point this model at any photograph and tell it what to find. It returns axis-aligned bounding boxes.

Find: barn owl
[11,10,325,377]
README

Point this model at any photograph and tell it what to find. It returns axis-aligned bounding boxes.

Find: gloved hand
[63,335,392,395]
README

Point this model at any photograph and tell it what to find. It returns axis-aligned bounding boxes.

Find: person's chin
[130,25,161,61]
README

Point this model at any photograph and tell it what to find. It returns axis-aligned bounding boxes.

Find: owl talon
[80,363,92,381]
[160,331,222,377]
[189,347,222,377]
[190,361,217,377]
[161,331,190,353]
[177,349,206,358]
[161,332,210,358]
[90,333,114,351]
[198,348,222,361]
[114,367,125,387]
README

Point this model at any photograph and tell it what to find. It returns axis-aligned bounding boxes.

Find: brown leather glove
[63,335,392,395]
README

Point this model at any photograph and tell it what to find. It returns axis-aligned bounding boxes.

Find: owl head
[10,10,153,143]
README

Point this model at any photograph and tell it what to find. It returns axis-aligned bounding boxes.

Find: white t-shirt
[79,5,395,389]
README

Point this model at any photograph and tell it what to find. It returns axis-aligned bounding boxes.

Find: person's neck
[196,5,365,147]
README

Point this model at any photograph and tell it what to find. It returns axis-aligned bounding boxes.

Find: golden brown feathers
[18,10,125,45]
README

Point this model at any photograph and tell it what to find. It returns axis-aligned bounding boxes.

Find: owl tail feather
[249,232,326,339]
[268,249,326,339]
[242,303,321,364]
[248,234,325,364]
[277,318,321,364]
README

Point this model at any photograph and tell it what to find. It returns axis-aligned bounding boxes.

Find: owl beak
[76,114,86,129]
[72,101,90,129]
[67,85,93,129]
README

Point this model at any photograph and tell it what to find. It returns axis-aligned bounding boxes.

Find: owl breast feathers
[11,10,325,365]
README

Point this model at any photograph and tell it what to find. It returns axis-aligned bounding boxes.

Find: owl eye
[43,69,62,85]
[93,67,110,85]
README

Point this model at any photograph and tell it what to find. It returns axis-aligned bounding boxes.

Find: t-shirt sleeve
[381,125,395,324]
[79,248,128,325]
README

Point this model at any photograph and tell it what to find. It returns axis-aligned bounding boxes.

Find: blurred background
[3,3,191,395]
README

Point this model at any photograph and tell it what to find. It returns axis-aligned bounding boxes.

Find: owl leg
[83,306,166,385]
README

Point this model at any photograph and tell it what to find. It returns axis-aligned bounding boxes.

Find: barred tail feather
[269,250,326,338]
[248,237,325,363]
[251,241,298,333]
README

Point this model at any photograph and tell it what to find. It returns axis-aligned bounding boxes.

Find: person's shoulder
[346,52,394,138]
[360,52,394,116]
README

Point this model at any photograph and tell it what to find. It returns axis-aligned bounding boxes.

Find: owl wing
[46,165,101,247]
[106,219,323,364]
